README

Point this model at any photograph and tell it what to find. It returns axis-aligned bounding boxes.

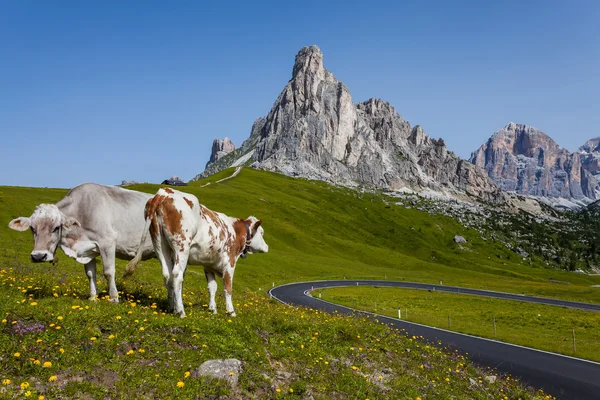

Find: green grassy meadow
[317,286,600,362]
[1,167,597,398]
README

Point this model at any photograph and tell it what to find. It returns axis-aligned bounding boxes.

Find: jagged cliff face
[470,123,597,202]
[197,45,506,203]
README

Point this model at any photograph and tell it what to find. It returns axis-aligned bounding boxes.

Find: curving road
[269,280,600,400]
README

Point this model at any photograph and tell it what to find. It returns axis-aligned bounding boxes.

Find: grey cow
[8,183,155,302]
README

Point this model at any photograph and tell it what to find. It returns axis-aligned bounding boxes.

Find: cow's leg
[84,259,98,300]
[99,242,119,303]
[205,269,218,314]
[223,266,236,317]
[171,250,189,318]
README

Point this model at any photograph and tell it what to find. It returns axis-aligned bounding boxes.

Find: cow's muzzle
[30,251,52,263]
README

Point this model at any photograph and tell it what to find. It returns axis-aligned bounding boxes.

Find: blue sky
[1,1,598,188]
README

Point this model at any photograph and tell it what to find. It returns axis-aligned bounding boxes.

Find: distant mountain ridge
[470,123,599,206]
[194,45,506,204]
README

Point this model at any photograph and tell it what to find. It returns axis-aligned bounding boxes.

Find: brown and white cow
[124,187,268,318]
[8,183,155,302]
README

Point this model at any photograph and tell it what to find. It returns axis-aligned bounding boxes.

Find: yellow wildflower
[126,350,134,355]
[289,388,294,393]
[43,361,52,368]
[30,302,37,306]
[275,388,281,393]
[59,348,65,354]
[14,352,20,357]
[90,337,97,341]
[21,382,30,388]
[177,381,185,388]
[184,371,190,378]
[1,379,10,385]
[108,335,115,339]
[24,391,31,397]
[33,360,40,365]
[48,376,57,382]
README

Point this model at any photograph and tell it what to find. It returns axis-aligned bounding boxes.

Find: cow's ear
[8,217,31,231]
[252,219,262,232]
[63,217,81,230]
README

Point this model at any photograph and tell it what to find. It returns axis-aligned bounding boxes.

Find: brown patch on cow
[199,205,228,241]
[159,197,184,237]
[229,219,247,266]
[223,270,232,294]
[246,218,262,233]
[163,187,174,194]
[184,197,194,209]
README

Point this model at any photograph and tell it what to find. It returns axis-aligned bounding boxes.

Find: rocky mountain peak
[470,124,597,204]
[579,137,600,154]
[198,45,507,204]
[490,123,560,157]
[292,45,325,80]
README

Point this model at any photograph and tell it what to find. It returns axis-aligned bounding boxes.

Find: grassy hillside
[1,167,597,398]
[3,168,600,302]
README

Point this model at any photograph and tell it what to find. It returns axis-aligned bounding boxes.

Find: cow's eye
[53,226,60,233]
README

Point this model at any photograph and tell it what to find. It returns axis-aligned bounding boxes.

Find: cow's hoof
[109,298,119,304]
[88,295,98,301]
[227,312,237,317]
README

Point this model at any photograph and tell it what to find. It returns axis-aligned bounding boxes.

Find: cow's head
[8,204,81,263]
[244,216,268,254]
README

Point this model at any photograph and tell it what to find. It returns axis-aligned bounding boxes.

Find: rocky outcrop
[197,45,506,204]
[207,138,236,166]
[470,123,597,202]
[192,118,265,180]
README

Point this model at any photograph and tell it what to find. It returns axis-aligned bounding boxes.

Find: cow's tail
[123,194,162,278]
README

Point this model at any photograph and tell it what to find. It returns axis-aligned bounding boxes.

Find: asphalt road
[269,280,600,400]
